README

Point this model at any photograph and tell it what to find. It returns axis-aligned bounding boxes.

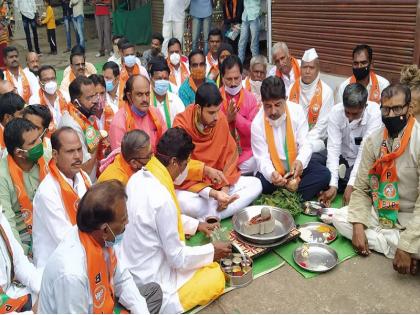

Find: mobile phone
[354,137,363,145]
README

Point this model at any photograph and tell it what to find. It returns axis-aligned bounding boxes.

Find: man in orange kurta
[173,82,262,221]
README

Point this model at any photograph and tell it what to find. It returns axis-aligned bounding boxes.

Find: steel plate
[298,222,337,244]
[293,243,338,273]
[232,206,296,245]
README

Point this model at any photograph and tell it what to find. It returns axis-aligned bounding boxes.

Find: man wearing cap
[288,48,334,153]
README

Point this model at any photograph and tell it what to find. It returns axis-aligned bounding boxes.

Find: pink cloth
[221,89,259,165]
[99,147,120,173]
[109,106,167,151]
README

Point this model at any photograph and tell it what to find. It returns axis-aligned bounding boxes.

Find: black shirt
[61,0,73,17]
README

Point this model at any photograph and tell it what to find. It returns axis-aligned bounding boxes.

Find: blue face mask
[104,223,124,248]
[124,55,136,68]
[153,79,170,96]
[131,104,147,117]
[105,79,115,92]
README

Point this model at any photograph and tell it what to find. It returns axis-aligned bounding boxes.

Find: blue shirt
[190,0,213,18]
[178,78,215,106]
[242,0,260,21]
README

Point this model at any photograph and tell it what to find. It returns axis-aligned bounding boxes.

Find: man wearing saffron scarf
[268,42,300,95]
[0,118,47,255]
[220,55,259,174]
[206,29,222,80]
[332,84,420,275]
[242,54,267,106]
[110,75,166,151]
[166,38,190,93]
[119,128,230,313]
[103,61,124,113]
[3,46,39,103]
[288,48,334,153]
[119,42,149,86]
[38,180,162,313]
[251,76,330,201]
[32,127,91,268]
[179,50,215,107]
[336,44,389,104]
[174,82,262,220]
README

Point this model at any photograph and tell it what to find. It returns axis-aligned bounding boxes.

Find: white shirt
[14,0,36,19]
[268,59,301,95]
[106,88,121,114]
[251,102,312,183]
[29,90,70,127]
[152,91,185,127]
[32,170,91,268]
[336,73,390,104]
[118,169,214,313]
[6,68,39,100]
[0,211,42,300]
[326,101,382,187]
[163,0,190,22]
[38,227,149,314]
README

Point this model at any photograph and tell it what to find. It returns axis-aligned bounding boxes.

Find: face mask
[382,115,407,137]
[75,99,95,118]
[43,80,57,95]
[225,84,242,96]
[105,79,115,92]
[190,67,206,81]
[154,79,170,96]
[131,104,147,117]
[104,223,124,248]
[174,165,188,185]
[352,64,370,81]
[124,55,136,68]
[22,142,44,162]
[249,79,262,90]
[169,53,181,66]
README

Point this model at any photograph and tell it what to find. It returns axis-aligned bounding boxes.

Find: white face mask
[225,84,242,96]
[169,53,181,66]
[43,81,57,95]
[174,166,188,185]
[249,79,262,90]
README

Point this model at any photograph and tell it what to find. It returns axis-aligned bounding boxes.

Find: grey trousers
[95,14,112,53]
[139,282,163,314]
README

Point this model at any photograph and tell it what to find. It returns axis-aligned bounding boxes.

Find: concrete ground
[11,18,420,314]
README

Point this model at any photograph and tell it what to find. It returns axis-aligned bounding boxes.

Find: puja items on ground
[241,207,276,235]
[253,189,303,217]
[221,253,253,287]
[284,172,301,192]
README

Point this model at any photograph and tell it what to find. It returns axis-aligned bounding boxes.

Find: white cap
[302,48,318,62]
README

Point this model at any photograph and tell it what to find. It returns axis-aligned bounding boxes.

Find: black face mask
[382,115,407,138]
[353,64,370,81]
[75,99,96,118]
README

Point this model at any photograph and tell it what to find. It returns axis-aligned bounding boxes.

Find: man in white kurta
[319,83,382,206]
[336,44,389,104]
[0,211,42,311]
[251,76,331,201]
[32,127,91,268]
[119,128,228,313]
[288,48,334,153]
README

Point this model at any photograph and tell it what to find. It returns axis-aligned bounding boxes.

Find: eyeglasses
[380,104,408,116]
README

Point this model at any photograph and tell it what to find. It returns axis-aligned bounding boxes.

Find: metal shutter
[271,0,420,82]
[152,0,164,34]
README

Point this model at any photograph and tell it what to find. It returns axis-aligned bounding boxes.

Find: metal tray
[232,206,296,245]
[298,222,337,244]
[293,243,338,273]
[302,201,325,216]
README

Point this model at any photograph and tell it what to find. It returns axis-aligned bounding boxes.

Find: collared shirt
[32,171,90,268]
[242,0,260,21]
[119,169,213,313]
[268,59,301,95]
[190,0,212,18]
[6,67,39,100]
[251,101,312,183]
[38,226,149,313]
[14,0,36,19]
[163,0,190,22]
[336,73,390,104]
[326,101,382,187]
[106,90,120,114]
[178,78,215,106]
[29,90,71,127]
[348,121,420,254]
[0,211,43,299]
[152,91,185,127]
[0,157,44,255]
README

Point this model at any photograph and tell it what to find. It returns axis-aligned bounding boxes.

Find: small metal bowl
[293,243,338,273]
[205,216,221,224]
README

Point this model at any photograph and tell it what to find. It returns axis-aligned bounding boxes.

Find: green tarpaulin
[112,3,152,45]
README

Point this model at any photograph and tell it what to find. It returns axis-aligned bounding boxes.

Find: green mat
[274,194,357,278]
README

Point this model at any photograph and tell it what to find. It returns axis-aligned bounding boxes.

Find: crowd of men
[0,29,420,314]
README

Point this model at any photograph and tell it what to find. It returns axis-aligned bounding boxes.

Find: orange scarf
[5,68,30,103]
[264,106,297,175]
[39,89,69,132]
[69,70,76,84]
[244,77,251,92]
[0,125,4,150]
[168,61,189,86]
[123,102,163,140]
[118,80,125,109]
[0,225,30,313]
[120,64,140,85]
[67,104,99,133]
[48,159,91,225]
[188,77,198,93]
[289,79,323,126]
[7,155,48,233]
[78,231,116,314]
[350,71,380,103]
[276,57,300,82]
[206,53,219,77]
